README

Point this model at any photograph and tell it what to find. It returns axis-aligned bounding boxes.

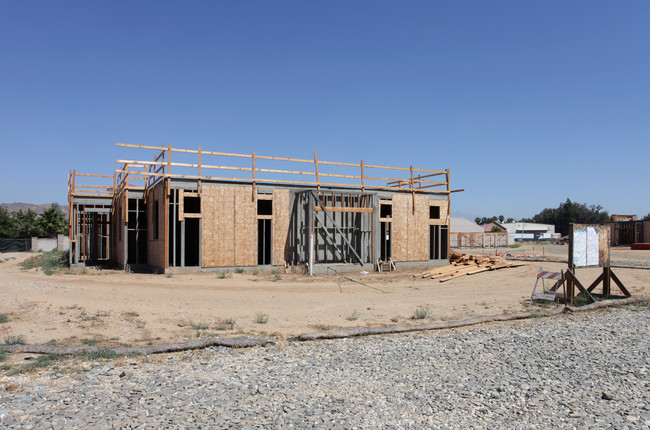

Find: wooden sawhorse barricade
[530,268,566,305]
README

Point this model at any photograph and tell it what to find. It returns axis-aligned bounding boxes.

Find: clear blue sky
[1,1,648,220]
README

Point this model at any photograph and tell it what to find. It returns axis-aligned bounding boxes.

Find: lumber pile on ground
[417,251,526,282]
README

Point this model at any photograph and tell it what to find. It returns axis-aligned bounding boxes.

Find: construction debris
[417,251,526,282]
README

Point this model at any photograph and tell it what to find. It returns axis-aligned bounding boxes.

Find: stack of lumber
[417,251,526,282]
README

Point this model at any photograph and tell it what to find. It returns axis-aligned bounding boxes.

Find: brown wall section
[201,184,256,267]
[112,196,125,267]
[147,181,166,269]
[392,194,447,262]
[428,199,449,226]
[408,195,429,261]
[234,186,257,266]
[391,194,408,261]
[272,188,291,266]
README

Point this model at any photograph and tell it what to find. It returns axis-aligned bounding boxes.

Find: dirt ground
[1,244,649,349]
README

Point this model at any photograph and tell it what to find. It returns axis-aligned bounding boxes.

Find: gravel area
[1,306,649,429]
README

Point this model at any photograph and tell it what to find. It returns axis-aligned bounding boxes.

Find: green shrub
[254,312,269,324]
[216,271,232,279]
[4,335,26,345]
[81,338,99,346]
[0,313,8,324]
[214,318,236,330]
[78,349,119,361]
[190,321,209,330]
[346,310,360,321]
[235,268,244,274]
[412,306,430,320]
[20,250,68,275]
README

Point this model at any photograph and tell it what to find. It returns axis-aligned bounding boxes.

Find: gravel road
[1,306,648,429]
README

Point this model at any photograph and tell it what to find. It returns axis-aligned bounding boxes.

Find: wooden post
[567,228,575,304]
[410,165,415,214]
[198,145,202,197]
[82,207,86,263]
[167,143,172,196]
[314,150,320,191]
[163,178,168,269]
[360,160,365,192]
[603,266,611,296]
[252,151,256,201]
[124,164,129,221]
[446,169,450,260]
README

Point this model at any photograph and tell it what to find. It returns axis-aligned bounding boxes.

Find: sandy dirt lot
[1,244,649,349]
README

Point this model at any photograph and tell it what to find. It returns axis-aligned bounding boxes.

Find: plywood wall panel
[391,194,409,262]
[428,199,449,226]
[234,187,256,266]
[146,181,166,269]
[201,184,219,267]
[409,194,429,261]
[272,188,291,266]
[112,197,125,267]
[201,184,256,267]
[217,186,236,266]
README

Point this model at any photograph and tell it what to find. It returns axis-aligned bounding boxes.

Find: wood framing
[67,143,455,271]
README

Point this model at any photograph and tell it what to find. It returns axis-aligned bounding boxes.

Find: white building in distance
[500,222,558,242]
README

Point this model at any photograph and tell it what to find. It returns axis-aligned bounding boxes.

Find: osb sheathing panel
[201,184,256,267]
[234,186,257,266]
[201,185,220,267]
[391,194,430,262]
[147,181,165,269]
[272,188,291,266]
[409,194,429,261]
[391,194,409,261]
[115,200,125,267]
[428,199,449,226]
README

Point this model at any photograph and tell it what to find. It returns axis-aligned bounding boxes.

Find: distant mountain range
[1,203,69,217]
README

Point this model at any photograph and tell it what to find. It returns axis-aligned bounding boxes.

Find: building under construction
[68,143,455,272]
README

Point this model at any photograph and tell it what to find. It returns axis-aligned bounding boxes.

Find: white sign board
[573,227,600,267]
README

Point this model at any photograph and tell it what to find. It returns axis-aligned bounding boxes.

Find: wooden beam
[252,151,256,201]
[314,206,374,213]
[163,178,168,269]
[410,165,415,214]
[314,150,320,191]
[198,146,202,197]
[609,269,631,297]
[178,189,184,221]
[166,143,172,196]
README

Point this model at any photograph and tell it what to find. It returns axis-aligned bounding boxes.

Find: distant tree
[506,218,515,223]
[530,199,609,236]
[642,214,650,221]
[0,206,16,238]
[12,209,46,238]
[475,215,508,225]
[490,225,503,233]
[38,205,68,237]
